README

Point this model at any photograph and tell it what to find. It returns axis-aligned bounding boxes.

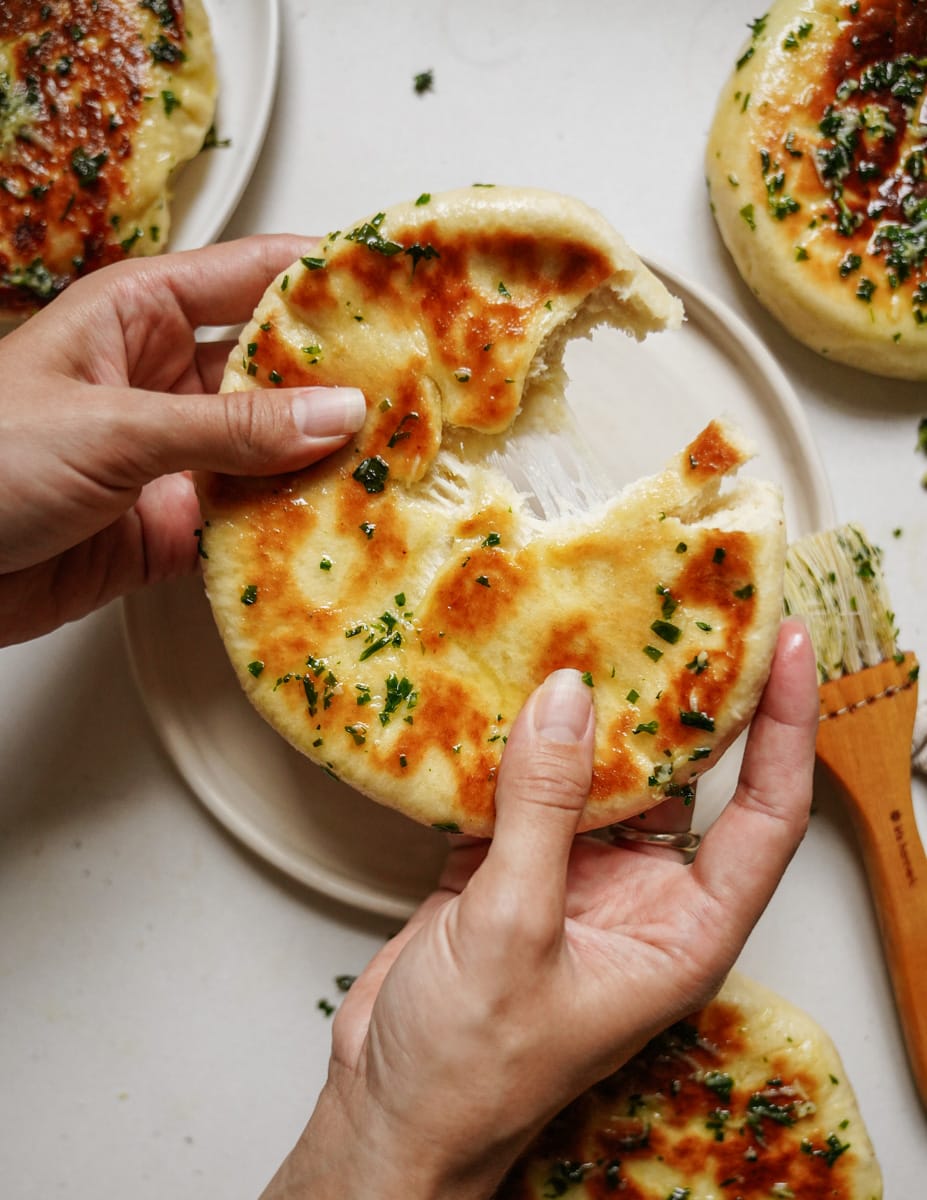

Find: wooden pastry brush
[784,524,926,1108]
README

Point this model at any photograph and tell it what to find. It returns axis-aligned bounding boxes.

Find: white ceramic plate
[165,0,280,252]
[122,265,835,920]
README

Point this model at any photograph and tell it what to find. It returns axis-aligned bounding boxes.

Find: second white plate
[123,264,835,920]
[167,0,281,252]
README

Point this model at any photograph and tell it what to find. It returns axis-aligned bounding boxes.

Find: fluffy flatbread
[706,0,927,379]
[197,186,785,836]
[0,0,217,317]
[497,970,882,1199]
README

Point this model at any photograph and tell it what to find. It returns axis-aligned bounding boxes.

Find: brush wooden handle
[816,651,926,1110]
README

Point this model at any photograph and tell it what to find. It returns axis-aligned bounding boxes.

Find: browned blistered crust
[0,0,214,315]
[497,972,882,1199]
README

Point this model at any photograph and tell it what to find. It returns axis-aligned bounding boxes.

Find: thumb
[115,384,367,480]
[474,669,595,931]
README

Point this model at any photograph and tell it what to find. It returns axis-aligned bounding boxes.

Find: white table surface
[2,1,926,1196]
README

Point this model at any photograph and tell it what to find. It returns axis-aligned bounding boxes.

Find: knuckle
[501,742,591,813]
[221,390,286,464]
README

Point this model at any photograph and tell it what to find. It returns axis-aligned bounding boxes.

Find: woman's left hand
[0,236,365,645]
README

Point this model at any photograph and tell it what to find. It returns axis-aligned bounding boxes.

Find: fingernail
[292,388,366,437]
[532,669,593,743]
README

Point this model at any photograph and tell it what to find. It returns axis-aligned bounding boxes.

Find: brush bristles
[783,524,900,683]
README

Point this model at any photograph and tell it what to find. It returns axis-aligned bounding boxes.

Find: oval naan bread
[0,0,217,317]
[197,186,785,836]
[497,970,883,1199]
[707,0,927,379]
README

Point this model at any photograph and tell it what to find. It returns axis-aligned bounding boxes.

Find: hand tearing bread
[196,186,786,836]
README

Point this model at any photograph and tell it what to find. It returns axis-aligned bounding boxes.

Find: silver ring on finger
[606,823,702,865]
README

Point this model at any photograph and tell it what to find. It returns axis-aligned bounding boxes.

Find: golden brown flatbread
[0,0,217,317]
[497,970,882,1199]
[197,186,785,836]
[706,0,927,379]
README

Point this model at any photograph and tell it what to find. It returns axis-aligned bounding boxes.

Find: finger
[694,619,818,911]
[92,382,368,481]
[92,234,314,332]
[147,234,317,329]
[13,236,316,380]
[472,669,594,931]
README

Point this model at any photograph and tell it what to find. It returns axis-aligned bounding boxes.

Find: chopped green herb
[352,455,389,494]
[413,69,434,95]
[643,645,664,662]
[704,1070,734,1102]
[686,651,709,674]
[359,521,376,539]
[432,821,461,833]
[345,724,367,746]
[680,710,715,731]
[301,255,326,270]
[71,146,107,186]
[632,720,659,735]
[247,660,264,678]
[240,584,258,606]
[404,243,440,274]
[581,671,594,687]
[482,531,501,547]
[141,0,179,24]
[380,674,418,725]
[415,192,431,205]
[740,203,756,230]
[734,583,755,599]
[1,256,59,301]
[319,556,332,571]
[150,33,185,63]
[387,412,420,447]
[475,575,490,587]
[801,1133,851,1167]
[345,213,403,257]
[161,89,181,116]
[627,689,640,703]
[656,584,678,618]
[650,619,682,644]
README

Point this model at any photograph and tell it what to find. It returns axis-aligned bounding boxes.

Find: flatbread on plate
[197,186,785,836]
[707,0,927,379]
[497,970,882,1199]
[0,0,217,317]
